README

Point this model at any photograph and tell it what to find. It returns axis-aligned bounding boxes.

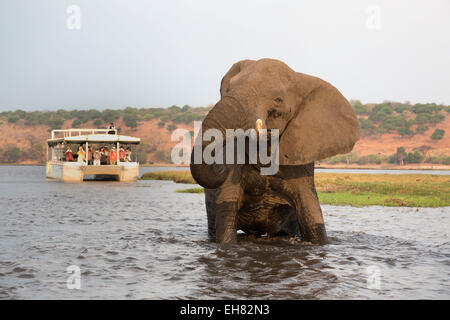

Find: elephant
[190,58,360,244]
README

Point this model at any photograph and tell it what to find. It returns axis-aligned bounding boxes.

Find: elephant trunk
[190,97,246,189]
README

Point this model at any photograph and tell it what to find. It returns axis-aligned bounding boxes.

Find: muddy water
[0,166,448,299]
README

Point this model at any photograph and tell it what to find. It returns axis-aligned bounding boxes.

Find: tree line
[0,105,207,131]
[322,146,450,166]
[352,100,448,140]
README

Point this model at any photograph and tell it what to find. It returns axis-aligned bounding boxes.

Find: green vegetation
[0,101,447,135]
[415,125,429,134]
[140,170,196,184]
[350,100,367,115]
[176,187,204,193]
[153,150,171,163]
[0,105,207,130]
[315,173,450,207]
[0,144,21,163]
[427,154,450,165]
[0,100,448,165]
[143,170,450,207]
[0,143,45,163]
[167,123,177,132]
[323,145,449,165]
[431,128,445,140]
[351,101,448,137]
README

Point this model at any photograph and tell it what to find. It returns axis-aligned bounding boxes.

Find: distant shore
[315,163,450,171]
[141,170,450,207]
[1,162,450,171]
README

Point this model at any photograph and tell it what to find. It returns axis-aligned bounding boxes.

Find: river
[0,166,448,299]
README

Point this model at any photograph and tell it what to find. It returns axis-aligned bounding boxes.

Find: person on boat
[119,146,125,162]
[87,146,93,165]
[125,147,132,162]
[77,146,86,163]
[107,123,116,134]
[104,146,110,165]
[100,147,107,165]
[110,146,117,165]
[65,146,74,162]
[93,148,101,166]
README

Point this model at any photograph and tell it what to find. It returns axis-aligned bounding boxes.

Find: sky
[0,0,449,111]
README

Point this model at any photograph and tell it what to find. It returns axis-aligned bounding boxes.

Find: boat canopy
[47,133,141,146]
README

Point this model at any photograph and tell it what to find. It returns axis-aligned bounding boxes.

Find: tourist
[93,148,101,166]
[110,146,117,165]
[119,146,125,162]
[104,146,110,165]
[125,147,132,162]
[87,146,93,165]
[77,146,86,163]
[100,147,106,165]
[107,123,116,134]
[65,146,74,162]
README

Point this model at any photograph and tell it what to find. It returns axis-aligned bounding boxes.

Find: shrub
[72,119,82,128]
[388,154,397,164]
[137,152,148,164]
[168,105,181,113]
[413,103,439,114]
[153,150,171,163]
[358,118,376,135]
[431,129,445,140]
[406,151,424,164]
[7,114,20,124]
[172,111,205,124]
[322,152,358,164]
[101,109,121,124]
[367,154,382,164]
[415,113,431,125]
[426,154,450,165]
[350,100,367,115]
[123,112,139,128]
[379,115,411,133]
[395,147,407,165]
[415,125,428,134]
[0,144,21,163]
[397,127,413,136]
[47,116,64,129]
[369,103,394,122]
[357,154,381,165]
[167,124,177,132]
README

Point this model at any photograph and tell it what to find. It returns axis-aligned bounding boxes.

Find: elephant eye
[268,108,282,118]
[274,97,283,105]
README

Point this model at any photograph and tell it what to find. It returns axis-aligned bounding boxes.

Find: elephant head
[190,59,360,189]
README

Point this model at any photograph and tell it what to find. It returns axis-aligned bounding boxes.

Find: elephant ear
[220,59,255,97]
[279,76,360,165]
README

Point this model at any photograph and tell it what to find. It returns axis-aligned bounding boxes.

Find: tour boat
[46,128,141,182]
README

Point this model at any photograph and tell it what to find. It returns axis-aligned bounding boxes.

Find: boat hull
[46,162,139,182]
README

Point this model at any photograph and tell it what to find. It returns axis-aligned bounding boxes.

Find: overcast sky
[0,0,449,111]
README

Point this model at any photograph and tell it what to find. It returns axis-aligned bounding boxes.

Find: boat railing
[51,128,117,140]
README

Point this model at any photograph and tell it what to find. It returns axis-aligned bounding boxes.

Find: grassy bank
[141,170,196,184]
[314,173,449,207]
[141,170,450,207]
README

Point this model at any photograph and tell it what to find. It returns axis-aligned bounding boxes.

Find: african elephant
[190,59,360,244]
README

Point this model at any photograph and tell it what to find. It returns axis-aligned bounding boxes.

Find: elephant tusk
[256,119,263,132]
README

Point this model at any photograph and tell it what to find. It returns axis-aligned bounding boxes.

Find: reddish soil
[0,114,449,165]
